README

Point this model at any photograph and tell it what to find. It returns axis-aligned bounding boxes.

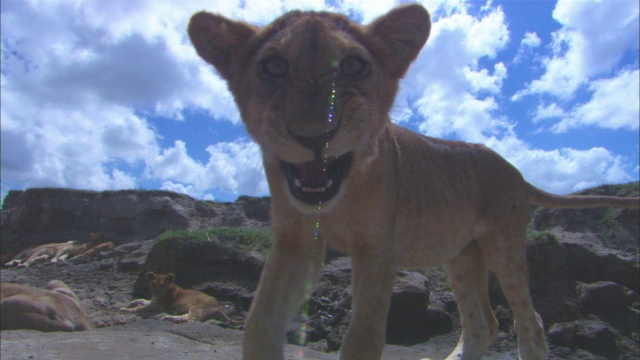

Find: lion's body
[4,242,85,268]
[4,232,115,268]
[188,4,639,360]
[121,272,243,326]
[74,232,115,258]
[0,280,90,332]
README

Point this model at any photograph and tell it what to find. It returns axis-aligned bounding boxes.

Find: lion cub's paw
[162,314,189,323]
[120,299,150,312]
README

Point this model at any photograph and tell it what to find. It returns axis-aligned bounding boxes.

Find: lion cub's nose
[293,129,337,155]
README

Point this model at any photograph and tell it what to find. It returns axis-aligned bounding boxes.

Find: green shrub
[156,226,272,254]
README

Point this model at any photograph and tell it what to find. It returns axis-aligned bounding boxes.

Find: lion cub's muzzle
[280,152,353,205]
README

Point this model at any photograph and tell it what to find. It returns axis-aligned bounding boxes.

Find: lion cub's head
[146,272,176,296]
[189,5,430,207]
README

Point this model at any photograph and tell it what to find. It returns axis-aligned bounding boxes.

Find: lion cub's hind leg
[162,305,209,324]
[481,233,548,360]
[162,313,190,323]
[445,241,498,360]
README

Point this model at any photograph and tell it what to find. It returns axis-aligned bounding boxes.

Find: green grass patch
[573,181,639,197]
[157,226,272,254]
[525,229,558,242]
[598,208,620,241]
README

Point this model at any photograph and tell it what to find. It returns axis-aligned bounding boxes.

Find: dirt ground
[0,253,516,360]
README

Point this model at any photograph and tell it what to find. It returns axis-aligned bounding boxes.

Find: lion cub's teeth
[297,179,333,193]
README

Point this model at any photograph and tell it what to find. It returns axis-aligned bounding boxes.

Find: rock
[115,240,155,272]
[1,189,271,258]
[131,232,266,307]
[526,234,580,325]
[574,321,619,354]
[297,257,353,350]
[577,281,639,334]
[578,281,631,309]
[236,196,271,223]
[0,320,338,360]
[548,320,619,355]
[386,271,452,345]
[1,183,639,359]
[289,258,454,351]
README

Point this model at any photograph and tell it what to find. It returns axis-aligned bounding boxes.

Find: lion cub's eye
[340,56,368,78]
[261,56,289,78]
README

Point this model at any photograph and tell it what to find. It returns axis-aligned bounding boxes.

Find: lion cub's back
[171,288,221,314]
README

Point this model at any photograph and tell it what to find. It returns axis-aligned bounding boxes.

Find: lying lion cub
[1,280,90,331]
[188,4,639,360]
[121,272,244,326]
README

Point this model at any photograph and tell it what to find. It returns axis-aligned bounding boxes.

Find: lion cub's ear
[165,273,176,284]
[366,4,431,78]
[188,12,258,81]
[146,272,157,281]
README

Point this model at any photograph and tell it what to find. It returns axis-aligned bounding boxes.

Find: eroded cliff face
[1,188,270,257]
[1,184,638,359]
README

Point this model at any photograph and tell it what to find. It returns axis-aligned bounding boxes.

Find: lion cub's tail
[527,183,639,209]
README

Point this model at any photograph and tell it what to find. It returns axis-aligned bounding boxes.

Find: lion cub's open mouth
[280,152,353,205]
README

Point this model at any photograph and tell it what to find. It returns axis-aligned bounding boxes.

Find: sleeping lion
[1,280,90,332]
[187,4,639,360]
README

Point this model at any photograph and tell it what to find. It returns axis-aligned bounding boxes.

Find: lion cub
[121,272,244,326]
[1,280,90,332]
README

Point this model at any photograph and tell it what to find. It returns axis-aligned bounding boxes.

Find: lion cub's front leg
[120,299,152,312]
[340,248,398,360]
[243,231,325,360]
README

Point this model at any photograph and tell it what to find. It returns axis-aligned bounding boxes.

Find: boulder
[548,320,620,355]
[288,258,454,351]
[131,230,267,307]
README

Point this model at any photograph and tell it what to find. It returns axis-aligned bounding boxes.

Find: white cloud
[0,0,636,202]
[513,31,541,64]
[203,141,268,196]
[465,62,507,94]
[532,102,566,123]
[514,0,639,99]
[160,181,215,201]
[400,4,509,142]
[484,135,633,195]
[521,32,541,49]
[396,0,637,195]
[551,69,640,133]
[149,139,267,197]
[0,0,244,197]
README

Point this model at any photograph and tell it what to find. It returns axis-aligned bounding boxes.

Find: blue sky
[1,0,638,204]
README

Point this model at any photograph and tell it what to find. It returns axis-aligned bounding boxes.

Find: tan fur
[120,272,244,326]
[4,232,115,268]
[1,280,90,332]
[4,241,86,268]
[188,4,639,360]
[74,232,115,258]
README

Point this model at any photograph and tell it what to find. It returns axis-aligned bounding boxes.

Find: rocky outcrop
[0,188,270,258]
[1,183,638,359]
[131,230,266,314]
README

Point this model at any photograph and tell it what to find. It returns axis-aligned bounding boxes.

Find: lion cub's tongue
[296,156,336,186]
